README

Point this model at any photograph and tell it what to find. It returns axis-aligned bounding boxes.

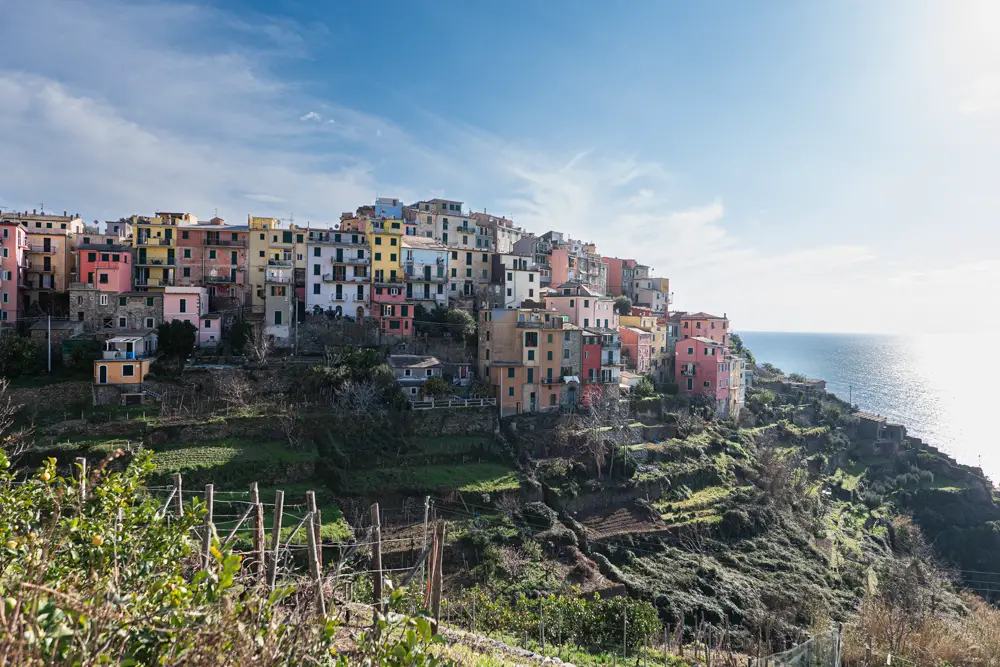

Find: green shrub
[0,335,42,377]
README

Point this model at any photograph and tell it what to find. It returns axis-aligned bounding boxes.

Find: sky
[1,0,998,334]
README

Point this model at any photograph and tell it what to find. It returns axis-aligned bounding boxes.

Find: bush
[69,340,101,369]
[633,376,655,398]
[662,382,679,395]
[422,375,452,397]
[0,335,43,377]
[157,319,197,359]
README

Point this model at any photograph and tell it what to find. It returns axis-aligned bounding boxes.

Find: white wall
[305,244,369,319]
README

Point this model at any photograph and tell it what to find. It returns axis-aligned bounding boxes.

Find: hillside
[6,355,1000,663]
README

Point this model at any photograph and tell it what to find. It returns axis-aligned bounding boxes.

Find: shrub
[156,319,197,359]
[422,375,452,397]
[0,335,42,377]
[662,382,679,395]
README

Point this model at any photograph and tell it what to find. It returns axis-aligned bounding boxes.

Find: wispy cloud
[244,194,287,204]
[300,111,322,122]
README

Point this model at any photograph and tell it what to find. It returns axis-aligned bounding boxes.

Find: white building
[409,198,479,250]
[402,236,449,309]
[306,230,370,320]
[388,354,444,398]
[492,254,542,309]
[264,270,293,344]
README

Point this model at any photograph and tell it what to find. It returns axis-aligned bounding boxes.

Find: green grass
[340,463,520,496]
[410,436,499,457]
[150,439,316,474]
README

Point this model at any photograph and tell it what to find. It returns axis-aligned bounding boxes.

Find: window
[146,297,154,307]
[564,332,570,341]
[583,318,589,327]
[527,350,534,361]
[563,349,570,359]
[208,250,216,260]
[313,247,321,257]
[390,254,396,262]
[547,351,553,361]
[584,299,589,307]
[390,237,397,246]
[101,253,110,262]
[282,231,293,243]
[507,368,515,378]
[145,317,154,328]
[506,288,512,297]
[527,368,534,382]
[401,305,409,316]
[181,231,189,240]
[88,252,96,262]
[687,347,694,355]
[118,317,127,328]
[687,378,693,391]
[297,234,304,243]
[465,252,472,265]
[696,322,702,329]
[426,369,433,377]
[375,237,382,245]
[375,252,381,261]
[259,250,265,257]
[98,273,108,284]
[183,248,191,259]
[547,334,553,343]
[259,233,265,240]
[313,283,320,294]
[313,264,320,276]
[569,299,575,307]
[485,349,490,359]
[274,310,282,325]
[508,386,514,396]
[179,298,187,313]
[99,294,108,306]
[122,364,135,377]
[183,267,190,277]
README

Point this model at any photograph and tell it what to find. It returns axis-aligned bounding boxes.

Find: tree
[470,377,494,398]
[226,317,253,354]
[422,375,452,397]
[729,332,755,364]
[156,320,197,359]
[0,378,32,462]
[633,376,655,397]
[245,324,274,366]
[444,308,476,338]
[787,372,807,382]
[613,295,632,316]
[0,335,42,377]
[576,389,635,478]
[217,370,255,411]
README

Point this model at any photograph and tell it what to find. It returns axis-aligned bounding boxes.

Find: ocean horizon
[738,331,994,483]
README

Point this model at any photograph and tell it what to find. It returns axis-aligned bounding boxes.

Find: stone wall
[69,288,163,333]
[9,381,93,414]
[410,406,496,436]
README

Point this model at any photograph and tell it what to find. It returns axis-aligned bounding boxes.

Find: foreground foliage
[0,451,452,665]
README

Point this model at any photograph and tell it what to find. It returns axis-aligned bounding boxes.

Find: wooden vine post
[371,503,384,620]
[267,490,284,589]
[201,484,214,571]
[250,482,265,582]
[172,472,184,517]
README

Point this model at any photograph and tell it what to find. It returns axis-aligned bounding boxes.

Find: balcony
[204,237,247,248]
[267,258,294,268]
[136,257,176,267]
[29,244,57,254]
[406,273,448,284]
[680,366,696,377]
[102,349,152,361]
[265,271,293,284]
[516,320,543,328]
[134,278,162,287]
[332,255,367,265]
[136,237,172,247]
[373,277,404,287]
[204,275,235,283]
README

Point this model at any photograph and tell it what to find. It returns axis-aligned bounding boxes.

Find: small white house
[388,354,444,398]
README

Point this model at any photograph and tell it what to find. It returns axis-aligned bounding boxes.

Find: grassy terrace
[339,463,520,496]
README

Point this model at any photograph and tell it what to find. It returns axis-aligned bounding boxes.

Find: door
[567,387,576,405]
[98,365,108,384]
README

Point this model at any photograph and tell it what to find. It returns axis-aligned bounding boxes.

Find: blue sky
[1,0,997,333]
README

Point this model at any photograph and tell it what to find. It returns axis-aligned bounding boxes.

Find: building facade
[0,222,28,327]
[306,230,370,319]
[545,282,618,330]
[680,312,730,346]
[675,336,731,418]
[402,236,448,309]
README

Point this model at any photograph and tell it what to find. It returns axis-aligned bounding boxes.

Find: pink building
[549,247,571,287]
[0,222,28,327]
[619,326,653,374]
[601,257,637,297]
[371,284,413,335]
[77,244,132,293]
[176,224,250,309]
[680,312,729,346]
[544,282,617,330]
[675,336,731,418]
[163,286,218,346]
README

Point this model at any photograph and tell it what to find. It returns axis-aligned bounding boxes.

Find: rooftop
[855,411,887,423]
[387,354,443,369]
[78,243,132,252]
[689,336,724,346]
[682,312,726,320]
[401,236,447,251]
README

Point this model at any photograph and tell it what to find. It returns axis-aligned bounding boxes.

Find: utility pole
[47,315,51,373]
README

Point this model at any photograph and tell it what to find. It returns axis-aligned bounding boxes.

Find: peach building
[680,312,729,346]
[76,244,132,293]
[544,282,617,330]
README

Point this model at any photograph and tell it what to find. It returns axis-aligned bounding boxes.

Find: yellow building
[133,213,194,289]
[620,313,671,384]
[247,216,312,324]
[366,218,404,284]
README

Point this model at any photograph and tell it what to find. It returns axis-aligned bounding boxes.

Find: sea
[738,332,995,484]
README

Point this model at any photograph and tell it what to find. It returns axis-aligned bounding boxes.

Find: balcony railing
[267,259,294,268]
[29,244,57,253]
[332,255,367,265]
[204,238,247,248]
[265,271,293,284]
[204,275,235,283]
[136,237,172,246]
[373,277,404,287]
[680,367,696,377]
[134,278,162,287]
[516,320,543,328]
[136,258,176,266]
[102,349,152,361]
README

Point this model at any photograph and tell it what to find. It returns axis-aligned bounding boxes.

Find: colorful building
[631,277,671,314]
[0,222,28,327]
[134,213,191,289]
[675,336,731,418]
[490,254,542,309]
[176,223,249,309]
[601,257,637,297]
[545,282,617,330]
[306,229,370,319]
[478,308,581,416]
[581,329,603,405]
[76,244,132,293]
[402,236,448,309]
[163,286,210,345]
[680,312,729,346]
[0,211,87,314]
[620,313,670,384]
[371,283,412,335]
[619,326,653,374]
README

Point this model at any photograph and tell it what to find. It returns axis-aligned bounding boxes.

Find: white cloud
[300,111,322,122]
[244,194,287,204]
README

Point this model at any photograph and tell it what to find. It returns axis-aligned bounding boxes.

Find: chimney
[63,211,67,216]
[32,209,36,215]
